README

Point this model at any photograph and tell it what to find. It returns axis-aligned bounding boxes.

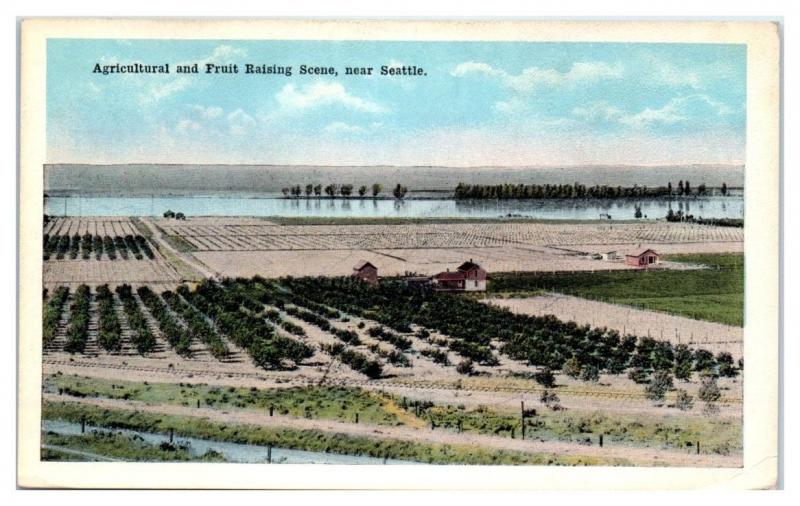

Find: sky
[47,39,746,166]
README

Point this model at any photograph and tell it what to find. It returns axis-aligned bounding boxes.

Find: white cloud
[139,76,192,105]
[191,105,224,119]
[451,61,623,92]
[227,109,256,135]
[324,121,364,134]
[176,119,202,133]
[275,82,387,114]
[571,102,624,121]
[618,94,731,128]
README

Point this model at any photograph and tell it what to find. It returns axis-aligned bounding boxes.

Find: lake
[44,194,744,220]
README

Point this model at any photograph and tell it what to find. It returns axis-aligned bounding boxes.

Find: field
[41,274,743,466]
[487,254,744,326]
[39,216,745,466]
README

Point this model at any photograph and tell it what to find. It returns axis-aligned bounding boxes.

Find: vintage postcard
[18,19,780,489]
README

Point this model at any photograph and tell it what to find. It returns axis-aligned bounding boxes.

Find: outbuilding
[625,248,659,268]
[351,260,379,286]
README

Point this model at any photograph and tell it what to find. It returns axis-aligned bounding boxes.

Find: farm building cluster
[352,258,489,291]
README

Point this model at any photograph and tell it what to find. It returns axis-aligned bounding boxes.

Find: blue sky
[47,39,746,166]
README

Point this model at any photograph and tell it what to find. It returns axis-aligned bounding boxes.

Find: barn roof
[433,270,466,281]
[457,260,482,272]
[624,248,658,258]
[353,260,377,271]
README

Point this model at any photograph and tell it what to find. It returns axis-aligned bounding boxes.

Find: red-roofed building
[351,260,378,286]
[431,259,488,291]
[625,248,659,269]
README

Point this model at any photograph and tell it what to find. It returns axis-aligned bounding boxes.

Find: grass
[45,374,402,426]
[46,374,740,455]
[41,430,226,462]
[487,253,743,326]
[42,401,630,466]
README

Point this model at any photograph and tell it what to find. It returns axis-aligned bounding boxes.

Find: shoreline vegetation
[454,181,730,200]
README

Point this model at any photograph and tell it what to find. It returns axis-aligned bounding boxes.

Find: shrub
[579,364,600,383]
[698,376,721,403]
[673,344,693,381]
[675,389,694,411]
[456,359,474,376]
[563,356,581,379]
[716,352,738,378]
[645,370,673,404]
[540,390,561,410]
[628,367,649,384]
[533,367,556,388]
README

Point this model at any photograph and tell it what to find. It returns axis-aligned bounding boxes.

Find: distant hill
[44,163,745,196]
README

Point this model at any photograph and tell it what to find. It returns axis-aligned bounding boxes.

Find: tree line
[281,183,408,199]
[454,180,728,200]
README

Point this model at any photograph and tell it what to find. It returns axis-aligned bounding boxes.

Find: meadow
[487,254,744,326]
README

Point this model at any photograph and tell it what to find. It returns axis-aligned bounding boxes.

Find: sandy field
[43,259,181,288]
[485,295,743,361]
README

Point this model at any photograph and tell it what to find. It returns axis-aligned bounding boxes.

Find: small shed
[625,248,659,268]
[351,260,379,286]
[601,250,618,261]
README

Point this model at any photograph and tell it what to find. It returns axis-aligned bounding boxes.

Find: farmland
[487,254,744,326]
[42,274,743,466]
[40,215,745,466]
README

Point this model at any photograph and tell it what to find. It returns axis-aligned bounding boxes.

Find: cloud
[571,102,624,122]
[618,94,731,128]
[176,119,202,133]
[451,61,623,92]
[324,121,364,134]
[227,109,256,135]
[140,77,192,104]
[191,105,224,119]
[275,82,387,114]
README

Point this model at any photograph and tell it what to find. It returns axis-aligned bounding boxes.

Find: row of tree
[42,233,155,261]
[115,285,157,355]
[281,183,408,199]
[279,277,738,383]
[42,286,69,348]
[665,209,744,227]
[454,181,727,200]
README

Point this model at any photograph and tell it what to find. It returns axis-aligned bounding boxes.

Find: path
[138,218,217,280]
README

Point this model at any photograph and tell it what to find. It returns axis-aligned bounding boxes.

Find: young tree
[456,359,474,376]
[721,182,728,196]
[693,349,717,374]
[358,185,368,197]
[645,370,673,404]
[675,389,694,411]
[324,184,338,197]
[698,376,721,403]
[372,183,383,197]
[684,180,691,195]
[534,367,556,388]
[313,184,322,196]
[540,390,561,411]
[393,183,408,200]
[673,344,694,381]
[716,352,738,378]
[667,181,673,196]
[678,180,684,195]
[340,184,354,197]
[175,212,186,220]
[580,364,600,382]
[305,184,313,196]
[163,210,175,218]
[281,187,290,196]
[563,356,581,379]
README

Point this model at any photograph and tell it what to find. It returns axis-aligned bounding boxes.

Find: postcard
[18,18,780,489]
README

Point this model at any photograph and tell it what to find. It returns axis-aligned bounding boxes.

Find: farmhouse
[431,259,488,292]
[625,248,659,268]
[351,260,379,286]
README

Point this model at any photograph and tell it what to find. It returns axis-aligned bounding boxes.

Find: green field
[488,253,744,326]
[42,400,629,465]
[45,375,740,455]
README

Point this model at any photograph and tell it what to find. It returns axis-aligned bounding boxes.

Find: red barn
[625,248,659,268]
[432,259,488,291]
[351,260,378,286]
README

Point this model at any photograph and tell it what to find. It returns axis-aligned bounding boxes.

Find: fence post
[197,399,200,409]
[169,428,174,443]
[268,445,272,463]
[81,416,86,434]
[599,434,603,447]
[696,441,700,455]
[520,401,525,440]
[355,412,359,424]
[269,405,274,417]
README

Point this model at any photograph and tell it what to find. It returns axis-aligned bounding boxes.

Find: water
[42,420,419,464]
[44,194,744,220]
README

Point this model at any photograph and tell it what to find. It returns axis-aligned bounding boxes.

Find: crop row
[115,285,157,354]
[42,287,70,348]
[279,277,740,382]
[63,285,91,353]
[95,285,122,352]
[164,289,229,360]
[43,234,155,261]
[136,286,192,357]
